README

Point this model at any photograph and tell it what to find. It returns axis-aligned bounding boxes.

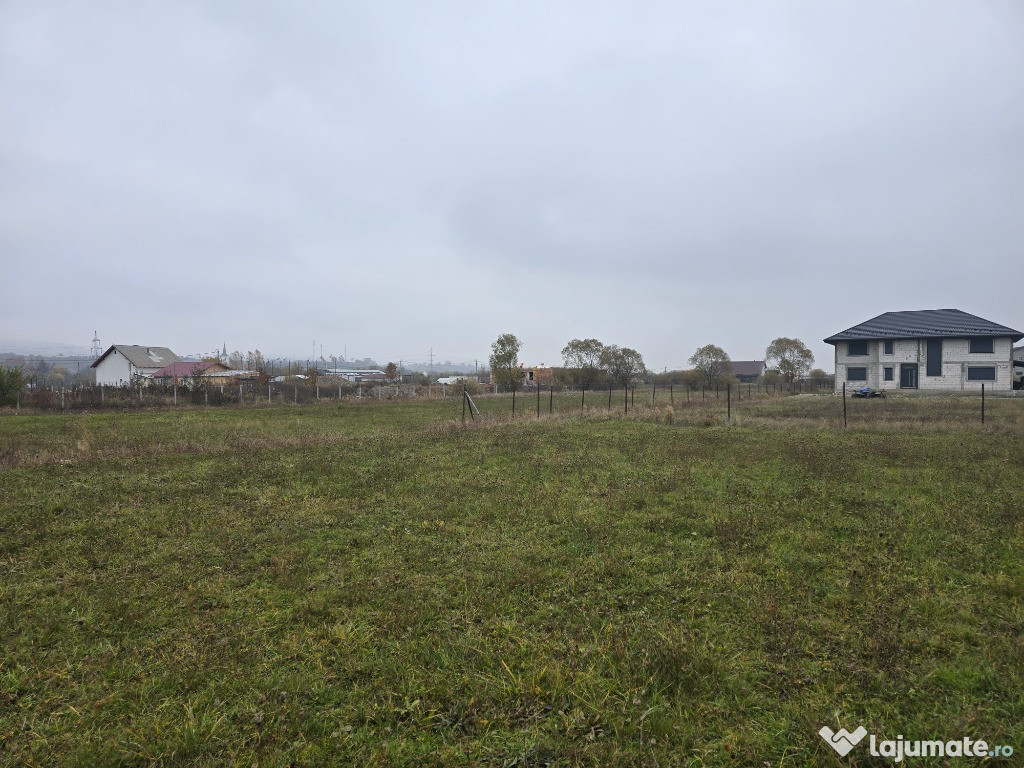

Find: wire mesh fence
[0,378,1005,427]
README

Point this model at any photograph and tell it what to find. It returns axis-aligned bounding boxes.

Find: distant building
[91,345,181,386]
[151,360,228,386]
[203,369,261,385]
[323,369,386,382]
[730,360,766,382]
[825,309,1023,392]
[436,375,477,386]
[522,365,552,387]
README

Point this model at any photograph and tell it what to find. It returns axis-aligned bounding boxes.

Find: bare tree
[245,350,265,371]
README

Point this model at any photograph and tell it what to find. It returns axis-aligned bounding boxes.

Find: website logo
[819,726,867,757]
[817,724,1014,762]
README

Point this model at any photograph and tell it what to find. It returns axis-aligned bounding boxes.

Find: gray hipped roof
[730,360,766,377]
[91,345,182,369]
[824,309,1023,345]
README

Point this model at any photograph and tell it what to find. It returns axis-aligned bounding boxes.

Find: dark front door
[900,363,918,389]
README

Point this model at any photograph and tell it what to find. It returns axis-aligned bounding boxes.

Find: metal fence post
[727,383,731,422]
[842,382,847,427]
[536,385,540,418]
[981,382,985,424]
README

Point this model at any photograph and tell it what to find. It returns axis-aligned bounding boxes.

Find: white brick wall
[834,337,1015,392]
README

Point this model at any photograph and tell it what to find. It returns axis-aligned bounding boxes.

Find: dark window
[967,367,996,381]
[883,341,894,355]
[969,338,994,354]
[926,339,942,376]
[848,341,868,356]
[883,367,893,381]
[847,367,867,381]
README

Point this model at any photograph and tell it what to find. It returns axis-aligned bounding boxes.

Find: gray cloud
[2,1,1022,368]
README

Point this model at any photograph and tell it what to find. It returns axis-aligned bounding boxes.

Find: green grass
[1,396,1022,766]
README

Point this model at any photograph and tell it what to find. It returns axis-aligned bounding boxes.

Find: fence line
[0,379,1001,425]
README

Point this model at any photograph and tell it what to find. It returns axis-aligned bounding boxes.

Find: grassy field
[1,395,1022,766]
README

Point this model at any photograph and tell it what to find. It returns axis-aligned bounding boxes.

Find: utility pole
[429,347,434,374]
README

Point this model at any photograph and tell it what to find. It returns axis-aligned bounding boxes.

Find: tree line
[486,333,827,392]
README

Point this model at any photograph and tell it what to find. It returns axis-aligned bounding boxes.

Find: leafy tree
[688,344,731,387]
[600,345,646,388]
[550,367,574,387]
[489,333,523,391]
[678,369,702,389]
[228,350,244,369]
[0,367,25,406]
[384,362,399,382]
[451,378,482,398]
[765,337,814,382]
[45,366,70,387]
[561,338,605,389]
[808,368,833,387]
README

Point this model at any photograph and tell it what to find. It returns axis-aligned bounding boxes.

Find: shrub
[0,367,25,406]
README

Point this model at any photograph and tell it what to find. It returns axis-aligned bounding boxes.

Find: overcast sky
[2,1,1022,370]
